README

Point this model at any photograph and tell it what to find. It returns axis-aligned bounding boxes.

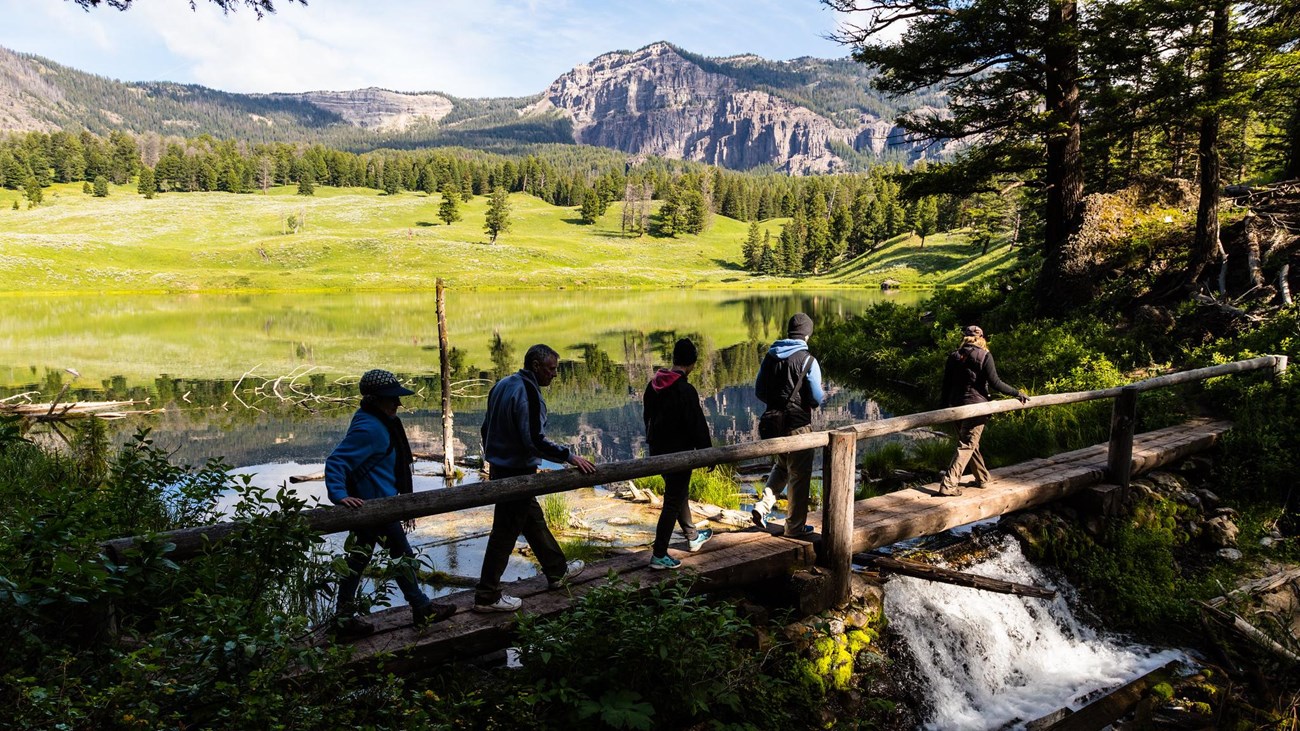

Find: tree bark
[1035,0,1086,315]
[1189,0,1231,289]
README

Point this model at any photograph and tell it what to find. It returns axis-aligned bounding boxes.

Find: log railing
[103,355,1288,605]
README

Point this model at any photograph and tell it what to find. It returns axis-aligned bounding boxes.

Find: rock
[1146,471,1188,493]
[1134,304,1176,332]
[1193,489,1222,511]
[1260,536,1275,548]
[880,279,901,290]
[1172,490,1203,511]
[826,618,846,636]
[281,88,454,131]
[1216,548,1243,562]
[529,42,926,174]
[1211,507,1239,520]
[606,516,635,526]
[1203,515,1239,548]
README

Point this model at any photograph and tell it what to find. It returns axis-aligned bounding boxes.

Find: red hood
[650,368,684,392]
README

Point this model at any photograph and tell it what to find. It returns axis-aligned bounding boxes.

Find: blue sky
[0,0,855,97]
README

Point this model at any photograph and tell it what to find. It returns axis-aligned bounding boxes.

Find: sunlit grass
[632,464,741,510]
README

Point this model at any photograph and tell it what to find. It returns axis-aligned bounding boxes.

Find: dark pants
[652,469,700,557]
[475,464,568,605]
[337,520,429,615]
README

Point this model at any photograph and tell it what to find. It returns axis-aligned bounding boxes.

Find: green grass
[0,184,1025,294]
[632,466,742,509]
[541,492,571,532]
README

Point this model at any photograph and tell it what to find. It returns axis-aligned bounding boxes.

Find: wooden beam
[855,554,1056,599]
[822,430,857,606]
[1032,660,1181,731]
[1107,386,1138,504]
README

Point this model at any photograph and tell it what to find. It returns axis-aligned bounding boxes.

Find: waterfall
[883,536,1186,731]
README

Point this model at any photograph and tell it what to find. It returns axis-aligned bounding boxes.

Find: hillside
[0,42,940,172]
[0,184,1017,293]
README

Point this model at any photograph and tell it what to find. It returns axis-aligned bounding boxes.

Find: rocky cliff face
[530,43,918,174]
[275,88,453,131]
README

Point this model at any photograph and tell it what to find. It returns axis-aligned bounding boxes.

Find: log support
[1107,386,1138,505]
[822,430,857,607]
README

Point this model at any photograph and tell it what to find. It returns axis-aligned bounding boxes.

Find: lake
[2,288,922,468]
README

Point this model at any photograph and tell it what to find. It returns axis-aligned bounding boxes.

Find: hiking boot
[333,614,375,639]
[783,524,815,537]
[547,560,586,590]
[412,601,456,627]
[649,554,682,570]
[473,595,523,613]
[936,485,963,497]
[687,528,714,552]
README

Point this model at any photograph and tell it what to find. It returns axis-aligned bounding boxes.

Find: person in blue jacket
[325,369,455,638]
[752,313,825,536]
[474,344,595,613]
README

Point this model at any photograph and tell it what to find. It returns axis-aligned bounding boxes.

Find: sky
[0,0,856,98]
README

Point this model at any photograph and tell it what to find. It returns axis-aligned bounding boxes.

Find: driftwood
[1030,660,1181,731]
[1205,567,1300,609]
[0,399,161,422]
[1198,600,1300,665]
[854,554,1057,600]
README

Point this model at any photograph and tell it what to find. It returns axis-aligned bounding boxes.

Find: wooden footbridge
[103,355,1286,668]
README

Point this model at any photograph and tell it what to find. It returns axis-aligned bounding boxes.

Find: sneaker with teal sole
[649,554,682,570]
[686,528,713,552]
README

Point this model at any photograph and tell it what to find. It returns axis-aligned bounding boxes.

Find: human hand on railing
[1017,391,1029,404]
[402,519,417,533]
[568,454,596,474]
[339,496,365,509]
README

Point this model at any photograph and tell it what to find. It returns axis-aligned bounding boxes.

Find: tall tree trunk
[1189,0,1231,290]
[1286,102,1300,180]
[1035,0,1087,314]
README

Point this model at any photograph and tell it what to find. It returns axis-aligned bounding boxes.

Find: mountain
[0,42,944,173]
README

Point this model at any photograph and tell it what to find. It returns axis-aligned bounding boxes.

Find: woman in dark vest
[937,326,1028,496]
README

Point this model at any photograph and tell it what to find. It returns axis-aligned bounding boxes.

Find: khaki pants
[755,425,814,535]
[940,418,990,490]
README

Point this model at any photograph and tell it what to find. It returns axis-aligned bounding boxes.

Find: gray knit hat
[787,313,814,340]
[359,369,415,397]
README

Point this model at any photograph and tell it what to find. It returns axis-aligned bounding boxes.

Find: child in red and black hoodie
[642,338,715,569]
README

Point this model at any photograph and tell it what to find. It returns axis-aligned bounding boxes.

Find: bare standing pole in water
[436,278,455,480]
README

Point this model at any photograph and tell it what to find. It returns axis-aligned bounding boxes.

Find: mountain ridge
[0,41,942,173]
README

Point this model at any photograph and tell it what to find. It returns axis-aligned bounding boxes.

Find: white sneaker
[473,594,523,613]
[548,559,586,589]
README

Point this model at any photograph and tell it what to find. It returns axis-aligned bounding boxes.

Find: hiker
[325,369,455,638]
[752,313,824,536]
[936,325,1029,496]
[474,344,595,612]
[643,338,715,570]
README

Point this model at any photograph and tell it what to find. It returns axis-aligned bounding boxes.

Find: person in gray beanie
[752,313,824,535]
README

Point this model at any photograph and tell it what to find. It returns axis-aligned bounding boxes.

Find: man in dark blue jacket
[475,344,596,612]
[936,326,1029,496]
[753,313,824,536]
[326,369,455,638]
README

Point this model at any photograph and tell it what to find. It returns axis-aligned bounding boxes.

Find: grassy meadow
[0,182,1024,293]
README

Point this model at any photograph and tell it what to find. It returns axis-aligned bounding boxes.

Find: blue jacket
[481,369,571,469]
[755,339,824,430]
[325,409,398,504]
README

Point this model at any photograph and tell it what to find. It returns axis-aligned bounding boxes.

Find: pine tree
[93,175,109,198]
[916,197,939,246]
[438,186,462,225]
[137,166,157,199]
[23,177,43,208]
[297,170,315,196]
[579,188,602,224]
[742,221,762,271]
[484,186,511,243]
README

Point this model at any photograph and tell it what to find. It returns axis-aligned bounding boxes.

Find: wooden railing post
[1274,355,1289,378]
[1107,386,1139,504]
[823,430,857,607]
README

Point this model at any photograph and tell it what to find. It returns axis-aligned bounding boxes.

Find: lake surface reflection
[4,288,919,468]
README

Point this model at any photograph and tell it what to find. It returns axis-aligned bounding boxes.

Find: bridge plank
[337,529,814,669]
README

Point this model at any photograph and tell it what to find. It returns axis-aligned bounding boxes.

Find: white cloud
[0,0,859,97]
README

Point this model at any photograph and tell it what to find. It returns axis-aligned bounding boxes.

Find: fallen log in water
[1027,660,1182,731]
[853,553,1057,600]
[0,399,161,421]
